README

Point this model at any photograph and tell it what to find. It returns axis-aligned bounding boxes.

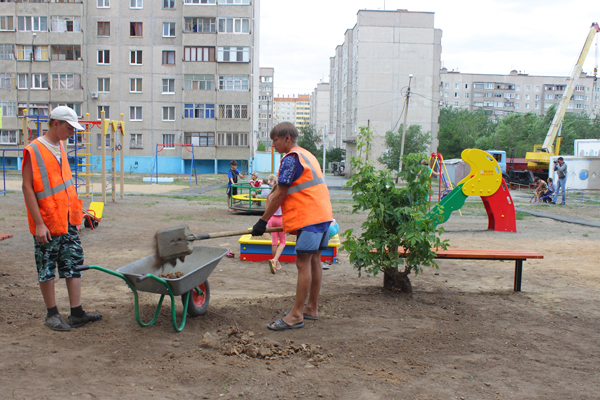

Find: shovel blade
[156,225,194,261]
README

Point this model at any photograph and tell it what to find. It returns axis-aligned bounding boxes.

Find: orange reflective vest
[23,139,82,236]
[280,147,333,233]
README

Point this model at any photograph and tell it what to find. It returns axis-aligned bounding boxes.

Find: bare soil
[1,186,599,399]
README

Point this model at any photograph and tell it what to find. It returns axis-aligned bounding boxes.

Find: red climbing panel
[481,179,517,232]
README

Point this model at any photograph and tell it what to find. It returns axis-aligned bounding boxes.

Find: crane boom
[526,22,600,169]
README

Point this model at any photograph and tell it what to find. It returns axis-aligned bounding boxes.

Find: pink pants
[268,215,286,245]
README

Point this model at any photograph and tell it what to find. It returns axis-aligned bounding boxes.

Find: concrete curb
[515,207,600,228]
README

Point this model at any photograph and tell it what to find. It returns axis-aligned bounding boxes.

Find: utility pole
[322,123,327,173]
[398,74,413,174]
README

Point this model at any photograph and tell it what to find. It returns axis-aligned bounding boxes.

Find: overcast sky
[260,0,600,96]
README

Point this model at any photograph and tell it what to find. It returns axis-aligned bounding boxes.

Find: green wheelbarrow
[75,246,227,332]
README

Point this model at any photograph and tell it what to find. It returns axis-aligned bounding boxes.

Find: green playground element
[429,183,468,225]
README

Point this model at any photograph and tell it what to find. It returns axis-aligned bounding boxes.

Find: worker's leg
[281,253,313,325]
[303,251,323,318]
[39,279,56,308]
[561,178,567,204]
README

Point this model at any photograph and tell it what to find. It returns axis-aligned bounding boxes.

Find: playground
[1,181,600,399]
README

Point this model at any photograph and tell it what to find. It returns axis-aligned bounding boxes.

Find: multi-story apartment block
[440,68,599,117]
[310,82,330,148]
[257,66,273,143]
[0,0,260,175]
[329,9,442,172]
[273,94,310,130]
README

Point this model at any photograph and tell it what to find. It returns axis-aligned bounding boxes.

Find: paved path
[515,207,600,228]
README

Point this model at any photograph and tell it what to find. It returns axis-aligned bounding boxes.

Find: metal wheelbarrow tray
[76,246,227,331]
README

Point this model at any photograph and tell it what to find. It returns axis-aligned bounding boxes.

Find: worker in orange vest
[252,122,333,331]
[22,106,102,331]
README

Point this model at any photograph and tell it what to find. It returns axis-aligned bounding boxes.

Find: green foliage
[257,141,267,152]
[342,126,448,282]
[326,147,346,163]
[297,125,323,166]
[438,106,600,158]
[378,124,431,170]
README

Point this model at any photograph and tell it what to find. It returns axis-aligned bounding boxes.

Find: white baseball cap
[50,106,85,131]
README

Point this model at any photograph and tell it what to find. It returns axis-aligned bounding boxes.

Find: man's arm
[557,164,567,174]
[22,154,52,243]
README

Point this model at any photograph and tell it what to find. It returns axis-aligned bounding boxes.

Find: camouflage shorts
[34,225,84,282]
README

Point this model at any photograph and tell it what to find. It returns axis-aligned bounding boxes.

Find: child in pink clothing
[266,183,286,273]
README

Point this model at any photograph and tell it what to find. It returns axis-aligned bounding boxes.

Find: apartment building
[310,81,330,148]
[0,0,260,175]
[440,68,599,117]
[257,66,273,143]
[273,93,310,130]
[329,9,442,172]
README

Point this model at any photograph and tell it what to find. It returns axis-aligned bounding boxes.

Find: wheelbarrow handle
[74,265,90,272]
[136,274,149,283]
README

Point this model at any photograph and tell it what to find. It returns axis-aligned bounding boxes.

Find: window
[218,0,250,4]
[535,94,540,100]
[0,73,15,89]
[218,104,248,119]
[162,134,175,148]
[535,86,540,91]
[130,78,142,92]
[17,16,47,32]
[184,47,215,62]
[526,85,531,91]
[0,130,17,145]
[217,46,249,62]
[51,45,81,61]
[184,17,215,33]
[98,50,110,64]
[51,103,81,118]
[0,102,17,117]
[130,133,143,149]
[162,106,175,121]
[184,104,215,118]
[260,76,272,83]
[162,78,175,93]
[526,94,530,100]
[575,85,585,92]
[17,74,48,89]
[218,18,250,34]
[50,16,81,32]
[525,103,529,109]
[19,103,48,116]
[444,92,448,98]
[97,77,110,92]
[535,103,539,109]
[17,45,48,61]
[162,51,175,65]
[184,0,216,4]
[484,83,494,89]
[186,132,214,146]
[464,93,469,98]
[97,133,111,148]
[0,16,14,31]
[130,0,142,8]
[52,74,81,90]
[217,132,248,147]
[97,0,110,8]
[184,75,214,90]
[515,103,519,108]
[97,22,110,36]
[465,84,469,89]
[473,83,483,89]
[163,22,175,37]
[97,105,109,120]
[130,106,142,121]
[163,0,175,8]
[130,22,143,36]
[130,50,142,65]
[0,44,14,60]
[464,102,469,107]
[454,83,459,89]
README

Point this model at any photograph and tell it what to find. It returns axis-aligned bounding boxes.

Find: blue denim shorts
[295,230,329,254]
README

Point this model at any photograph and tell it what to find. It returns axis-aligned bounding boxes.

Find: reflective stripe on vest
[287,152,326,195]
[29,142,74,200]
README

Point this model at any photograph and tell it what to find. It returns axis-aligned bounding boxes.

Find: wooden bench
[0,234,13,241]
[397,248,544,292]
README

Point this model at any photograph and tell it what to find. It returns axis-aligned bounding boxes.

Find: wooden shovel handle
[192,227,283,241]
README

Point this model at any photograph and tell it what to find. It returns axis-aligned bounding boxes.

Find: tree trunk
[383,266,412,295]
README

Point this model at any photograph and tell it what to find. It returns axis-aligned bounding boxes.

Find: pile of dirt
[158,271,184,279]
[199,327,331,364]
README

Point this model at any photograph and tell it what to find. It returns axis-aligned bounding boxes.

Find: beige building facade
[329,9,442,173]
[310,81,330,148]
[257,66,273,144]
[0,0,260,175]
[273,93,310,130]
[440,68,599,117]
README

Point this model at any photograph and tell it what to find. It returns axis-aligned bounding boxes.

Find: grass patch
[515,211,530,220]
[8,211,27,217]
[142,201,159,207]
[0,217,4,221]
[162,214,195,222]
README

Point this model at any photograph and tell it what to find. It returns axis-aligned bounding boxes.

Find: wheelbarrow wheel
[184,280,210,317]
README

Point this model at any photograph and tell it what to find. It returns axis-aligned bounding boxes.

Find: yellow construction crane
[526,22,600,170]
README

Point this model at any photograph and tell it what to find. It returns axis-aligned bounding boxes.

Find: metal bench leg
[514,260,523,292]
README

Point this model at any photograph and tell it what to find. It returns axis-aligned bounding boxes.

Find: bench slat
[397,247,543,261]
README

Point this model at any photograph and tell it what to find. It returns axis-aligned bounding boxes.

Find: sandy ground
[1,185,600,399]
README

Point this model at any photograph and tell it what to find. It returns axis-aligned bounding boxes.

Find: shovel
[155,224,283,262]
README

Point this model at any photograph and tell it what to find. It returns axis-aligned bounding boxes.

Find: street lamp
[398,73,413,174]
[26,32,37,116]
